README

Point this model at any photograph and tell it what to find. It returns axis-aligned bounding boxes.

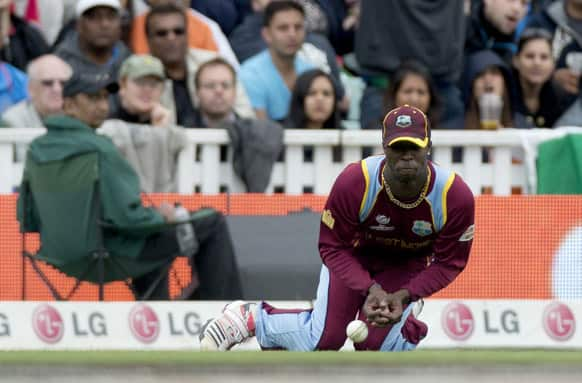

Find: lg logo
[129,304,160,343]
[32,304,64,344]
[441,302,474,341]
[543,302,575,341]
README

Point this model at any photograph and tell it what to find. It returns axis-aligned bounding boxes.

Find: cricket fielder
[200,105,475,351]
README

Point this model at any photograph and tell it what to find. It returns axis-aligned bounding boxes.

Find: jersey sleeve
[402,174,475,300]
[318,161,376,295]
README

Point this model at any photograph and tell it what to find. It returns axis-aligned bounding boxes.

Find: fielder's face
[483,0,529,35]
[262,9,305,59]
[384,141,430,184]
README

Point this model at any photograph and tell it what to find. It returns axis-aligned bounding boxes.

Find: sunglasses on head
[153,27,185,38]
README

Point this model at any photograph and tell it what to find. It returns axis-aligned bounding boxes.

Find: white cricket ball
[346,319,368,343]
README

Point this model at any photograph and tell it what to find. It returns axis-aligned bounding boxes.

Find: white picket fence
[0,127,579,195]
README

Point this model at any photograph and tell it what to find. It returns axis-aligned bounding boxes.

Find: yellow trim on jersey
[441,172,456,227]
[359,160,370,218]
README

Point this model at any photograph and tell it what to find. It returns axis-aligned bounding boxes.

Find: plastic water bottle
[174,204,198,258]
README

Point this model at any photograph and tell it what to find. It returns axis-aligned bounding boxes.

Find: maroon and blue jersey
[319,155,475,300]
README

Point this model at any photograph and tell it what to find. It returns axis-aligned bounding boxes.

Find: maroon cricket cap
[382,104,430,148]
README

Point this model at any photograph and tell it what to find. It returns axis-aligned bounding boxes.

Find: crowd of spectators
[1,0,581,192]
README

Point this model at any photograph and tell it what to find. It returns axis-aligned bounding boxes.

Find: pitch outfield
[1,349,582,365]
[2,350,582,383]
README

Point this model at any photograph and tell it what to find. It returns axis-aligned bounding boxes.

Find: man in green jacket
[17,71,243,300]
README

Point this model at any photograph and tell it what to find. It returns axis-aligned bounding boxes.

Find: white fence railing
[0,127,579,195]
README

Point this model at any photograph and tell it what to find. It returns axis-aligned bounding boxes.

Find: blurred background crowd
[1,0,581,192]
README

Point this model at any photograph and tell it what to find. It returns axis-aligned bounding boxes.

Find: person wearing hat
[99,54,185,193]
[54,0,130,82]
[109,53,171,125]
[19,68,244,300]
[199,105,476,352]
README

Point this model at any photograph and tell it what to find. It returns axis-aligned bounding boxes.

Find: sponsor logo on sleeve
[322,209,335,230]
[412,220,433,236]
[442,302,474,341]
[129,304,160,343]
[459,224,475,242]
[32,304,64,344]
[543,302,575,341]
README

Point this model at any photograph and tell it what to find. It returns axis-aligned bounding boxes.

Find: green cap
[119,54,165,81]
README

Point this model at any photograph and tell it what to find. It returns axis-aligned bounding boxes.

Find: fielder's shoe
[412,298,424,319]
[199,300,257,351]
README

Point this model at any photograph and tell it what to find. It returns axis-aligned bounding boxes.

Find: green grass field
[1,350,582,367]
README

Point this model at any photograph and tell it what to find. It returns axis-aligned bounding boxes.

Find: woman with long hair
[382,60,441,129]
[513,28,569,128]
[286,68,340,130]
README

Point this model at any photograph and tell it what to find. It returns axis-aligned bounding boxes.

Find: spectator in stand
[463,50,516,129]
[285,68,340,131]
[285,68,340,164]
[3,55,72,129]
[194,57,283,192]
[131,0,217,54]
[2,55,71,162]
[54,0,131,79]
[512,28,570,128]
[0,0,49,71]
[0,60,28,114]
[239,1,314,121]
[145,3,254,127]
[382,61,441,131]
[133,0,241,70]
[528,0,582,99]
[354,0,465,131]
[99,54,186,193]
[465,0,530,64]
[229,0,346,111]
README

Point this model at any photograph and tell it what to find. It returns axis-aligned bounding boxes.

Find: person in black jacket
[0,1,49,71]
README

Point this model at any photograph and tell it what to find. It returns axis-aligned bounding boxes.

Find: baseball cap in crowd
[119,55,166,81]
[63,71,119,98]
[76,0,121,17]
[382,104,431,148]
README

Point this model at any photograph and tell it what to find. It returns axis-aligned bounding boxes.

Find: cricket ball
[346,319,368,343]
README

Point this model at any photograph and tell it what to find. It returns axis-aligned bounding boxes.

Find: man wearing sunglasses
[2,54,73,162]
[145,3,254,128]
[3,55,72,130]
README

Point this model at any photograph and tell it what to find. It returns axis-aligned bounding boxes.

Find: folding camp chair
[17,151,194,301]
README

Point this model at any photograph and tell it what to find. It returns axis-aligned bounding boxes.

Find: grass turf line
[1,350,582,366]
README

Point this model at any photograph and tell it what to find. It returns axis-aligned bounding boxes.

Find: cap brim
[387,136,429,148]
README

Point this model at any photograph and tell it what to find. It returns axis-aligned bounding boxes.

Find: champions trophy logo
[129,304,160,343]
[442,302,475,341]
[32,304,64,344]
[543,302,575,341]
